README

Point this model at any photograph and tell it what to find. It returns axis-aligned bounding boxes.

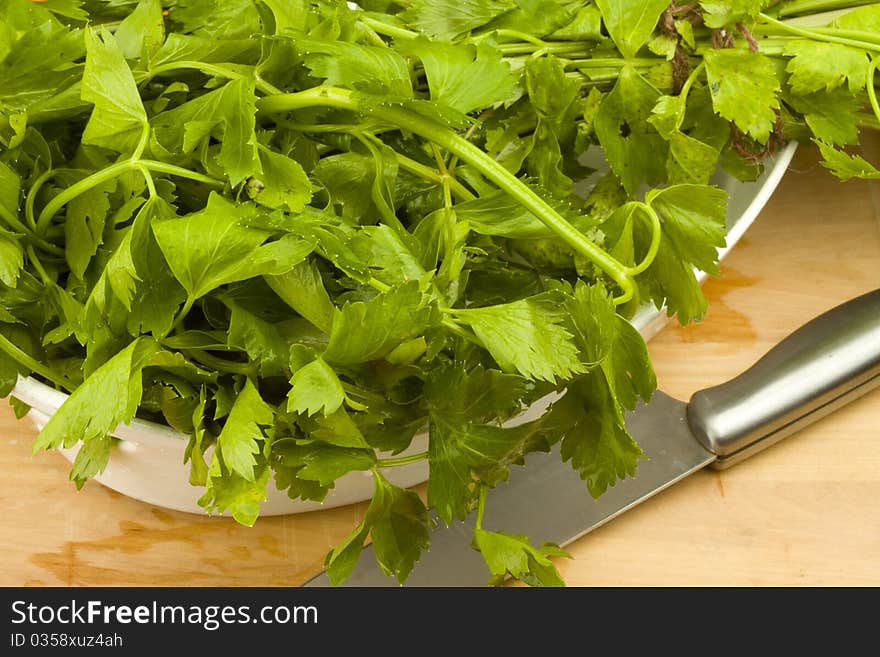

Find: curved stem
[395,152,476,201]
[137,164,157,198]
[0,333,76,392]
[258,87,636,304]
[475,485,488,530]
[36,160,223,234]
[25,246,53,286]
[147,61,280,97]
[376,451,428,468]
[141,160,225,186]
[0,201,64,256]
[170,295,196,336]
[358,15,418,40]
[36,160,131,234]
[626,203,663,277]
[25,169,54,231]
[133,122,150,161]
[351,131,409,237]
[186,349,257,377]
[475,29,547,48]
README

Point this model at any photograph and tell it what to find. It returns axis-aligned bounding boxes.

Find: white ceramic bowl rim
[7,142,798,513]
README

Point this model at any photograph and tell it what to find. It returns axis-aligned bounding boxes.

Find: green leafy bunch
[0,0,877,586]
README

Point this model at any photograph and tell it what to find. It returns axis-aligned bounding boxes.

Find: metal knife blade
[305,288,880,587]
[306,392,713,587]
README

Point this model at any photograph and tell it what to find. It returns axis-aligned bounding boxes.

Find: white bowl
[9,143,798,516]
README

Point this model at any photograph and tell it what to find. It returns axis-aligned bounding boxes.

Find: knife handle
[687,289,880,469]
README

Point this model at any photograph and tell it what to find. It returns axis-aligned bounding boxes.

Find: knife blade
[306,288,880,586]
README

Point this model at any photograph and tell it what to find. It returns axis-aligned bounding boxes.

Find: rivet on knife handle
[687,289,880,469]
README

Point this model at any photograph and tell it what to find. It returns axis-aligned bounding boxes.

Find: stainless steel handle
[687,289,880,469]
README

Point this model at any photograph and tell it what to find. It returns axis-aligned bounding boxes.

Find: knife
[306,288,880,586]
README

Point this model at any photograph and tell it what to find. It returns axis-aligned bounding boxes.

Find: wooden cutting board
[1,136,878,587]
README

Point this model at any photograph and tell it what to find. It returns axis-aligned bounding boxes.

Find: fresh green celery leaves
[785,89,861,146]
[0,6,85,113]
[323,281,438,364]
[626,185,728,323]
[699,1,767,28]
[814,140,880,180]
[149,34,261,69]
[200,458,272,527]
[595,0,671,59]
[551,4,604,41]
[595,66,667,196]
[524,56,584,198]
[152,194,313,302]
[84,197,187,339]
[646,185,728,277]
[451,294,586,382]
[485,0,578,37]
[0,229,23,288]
[115,0,164,61]
[397,38,517,115]
[215,378,274,482]
[348,224,427,286]
[325,469,431,585]
[248,148,314,213]
[64,177,116,281]
[170,0,263,40]
[81,28,149,155]
[69,435,113,490]
[198,379,276,523]
[650,92,721,185]
[287,351,346,416]
[0,162,20,223]
[831,4,880,31]
[265,260,336,334]
[401,0,517,39]
[297,38,413,98]
[428,420,536,522]
[784,41,868,95]
[32,337,161,453]
[704,49,781,144]
[454,191,555,239]
[473,529,568,586]
[274,441,375,493]
[151,78,261,185]
[224,297,290,378]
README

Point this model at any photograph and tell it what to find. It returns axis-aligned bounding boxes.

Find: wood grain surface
[1,137,878,588]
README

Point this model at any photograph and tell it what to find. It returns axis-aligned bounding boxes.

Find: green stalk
[376,451,428,468]
[36,160,224,234]
[395,152,477,201]
[0,204,64,256]
[475,486,488,530]
[358,15,418,40]
[0,333,76,392]
[147,61,279,97]
[565,57,659,69]
[258,87,636,304]
[807,27,880,46]
[186,349,257,377]
[778,0,877,18]
[626,203,663,277]
[757,13,880,53]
